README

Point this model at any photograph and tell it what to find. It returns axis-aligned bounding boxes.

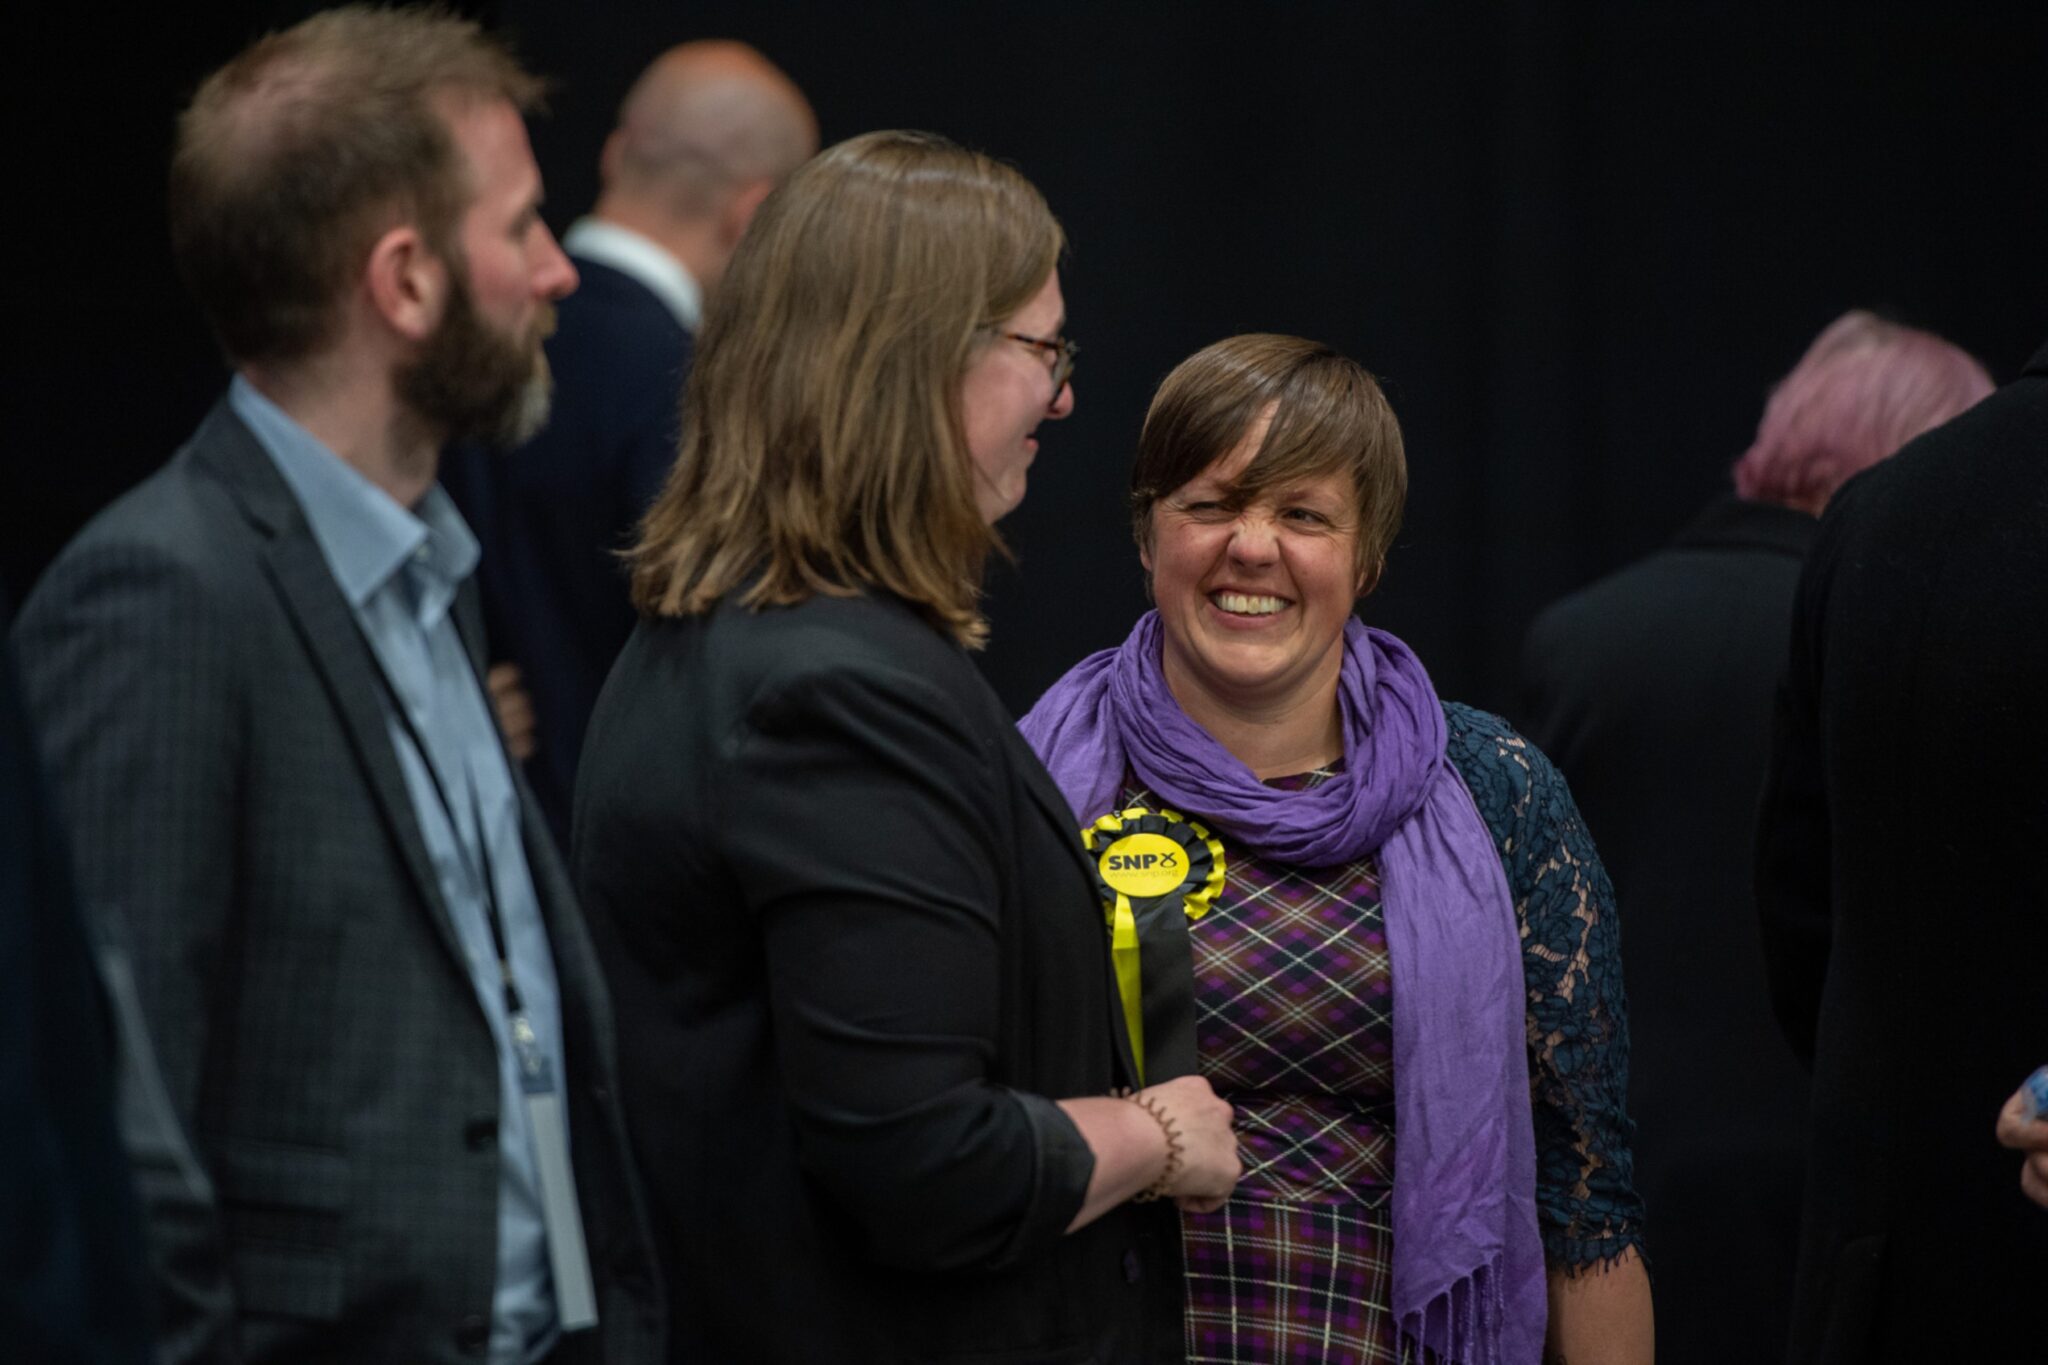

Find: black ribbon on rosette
[1079,805,1226,1084]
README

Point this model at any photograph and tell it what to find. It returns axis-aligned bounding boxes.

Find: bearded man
[8,8,663,1364]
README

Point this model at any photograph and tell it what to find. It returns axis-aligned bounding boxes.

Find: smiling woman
[1022,333,1654,1365]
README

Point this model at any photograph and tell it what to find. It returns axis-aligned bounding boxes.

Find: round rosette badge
[1080,806,1226,1083]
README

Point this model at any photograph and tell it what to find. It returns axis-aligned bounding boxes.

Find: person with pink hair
[1517,311,1989,1365]
[1756,317,2048,1360]
[1732,309,1994,514]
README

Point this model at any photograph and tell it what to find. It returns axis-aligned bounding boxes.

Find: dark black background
[14,2,2047,715]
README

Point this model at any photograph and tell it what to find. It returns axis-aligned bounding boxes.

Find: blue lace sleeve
[1443,702,1647,1273]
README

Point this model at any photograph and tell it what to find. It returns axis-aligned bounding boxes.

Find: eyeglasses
[989,328,1078,397]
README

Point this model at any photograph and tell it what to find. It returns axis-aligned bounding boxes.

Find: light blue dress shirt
[232,376,569,1365]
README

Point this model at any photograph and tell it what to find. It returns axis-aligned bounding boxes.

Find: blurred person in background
[0,618,152,1365]
[1518,311,1991,1364]
[1757,329,2048,1361]
[443,40,816,852]
[1994,1070,2048,1210]
[1024,333,1651,1365]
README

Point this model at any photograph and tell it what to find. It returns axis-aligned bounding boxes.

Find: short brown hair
[630,129,1063,648]
[1132,334,1407,587]
[169,5,544,366]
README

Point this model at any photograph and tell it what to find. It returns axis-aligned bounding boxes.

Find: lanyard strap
[365,627,596,1332]
[373,659,526,1017]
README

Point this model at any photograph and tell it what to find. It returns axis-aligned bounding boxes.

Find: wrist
[1126,1090,1184,1202]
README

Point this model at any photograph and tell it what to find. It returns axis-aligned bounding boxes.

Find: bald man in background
[443,42,816,850]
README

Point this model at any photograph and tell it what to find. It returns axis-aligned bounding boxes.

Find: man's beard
[397,273,555,450]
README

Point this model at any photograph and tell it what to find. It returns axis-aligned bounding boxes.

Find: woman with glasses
[1022,334,1652,1364]
[573,130,1239,1364]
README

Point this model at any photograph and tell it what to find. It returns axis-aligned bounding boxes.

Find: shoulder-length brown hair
[630,129,1063,647]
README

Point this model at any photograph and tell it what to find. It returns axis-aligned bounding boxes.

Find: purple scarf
[1019,612,1547,1365]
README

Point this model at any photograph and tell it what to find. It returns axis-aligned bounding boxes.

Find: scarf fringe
[1398,1257,1505,1365]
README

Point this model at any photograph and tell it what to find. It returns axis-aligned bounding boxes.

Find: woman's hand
[1137,1074,1240,1213]
[1994,1075,2048,1209]
[1056,1076,1241,1231]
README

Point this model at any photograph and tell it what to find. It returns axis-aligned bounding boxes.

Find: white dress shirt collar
[561,217,702,332]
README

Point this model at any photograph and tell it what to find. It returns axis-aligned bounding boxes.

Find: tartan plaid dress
[1117,703,1646,1365]
[1120,769,1407,1362]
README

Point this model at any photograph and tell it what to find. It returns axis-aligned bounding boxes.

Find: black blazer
[1756,343,2048,1362]
[442,255,695,851]
[12,402,664,1365]
[575,590,1184,1364]
[1519,495,1813,1363]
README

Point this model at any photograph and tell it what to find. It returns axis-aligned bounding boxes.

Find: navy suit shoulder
[529,258,692,499]
[553,257,691,366]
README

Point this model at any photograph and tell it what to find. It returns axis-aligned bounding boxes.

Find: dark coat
[11,402,665,1365]
[0,626,152,1365]
[442,255,695,853]
[1519,495,1814,1364]
[574,590,1184,1364]
[1756,341,2048,1363]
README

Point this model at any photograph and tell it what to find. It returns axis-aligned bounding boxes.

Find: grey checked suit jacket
[12,401,665,1365]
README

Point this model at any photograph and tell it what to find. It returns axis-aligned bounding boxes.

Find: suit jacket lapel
[447,580,613,1072]
[449,577,568,941]
[453,577,489,681]
[1004,726,1145,1090]
[192,401,470,973]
